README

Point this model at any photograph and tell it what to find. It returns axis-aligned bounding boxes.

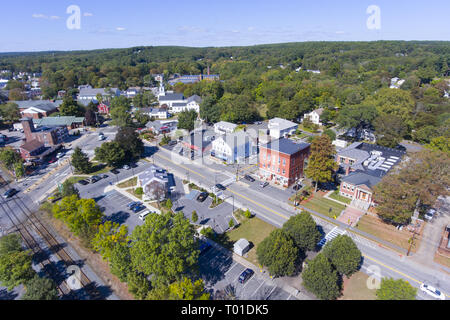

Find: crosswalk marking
[318,226,346,247]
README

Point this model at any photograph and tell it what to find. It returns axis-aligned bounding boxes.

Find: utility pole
[407,227,418,256]
[236,163,240,182]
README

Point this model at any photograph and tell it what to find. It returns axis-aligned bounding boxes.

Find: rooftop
[261,138,310,155]
[159,92,185,101]
[341,171,382,189]
[20,139,44,152]
[13,100,62,111]
[268,118,298,131]
[33,116,85,127]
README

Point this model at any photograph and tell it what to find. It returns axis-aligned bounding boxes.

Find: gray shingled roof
[187,95,202,103]
[262,138,310,155]
[13,100,61,111]
[159,93,184,101]
[341,171,382,189]
[33,116,85,127]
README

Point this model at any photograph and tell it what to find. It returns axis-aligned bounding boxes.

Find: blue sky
[1,0,450,52]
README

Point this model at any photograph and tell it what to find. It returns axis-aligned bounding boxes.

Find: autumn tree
[304,135,338,192]
[376,278,417,300]
[373,150,450,224]
[92,221,128,261]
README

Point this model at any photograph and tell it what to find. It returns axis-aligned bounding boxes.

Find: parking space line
[223,262,239,276]
[249,278,267,299]
[266,285,277,299]
[287,294,292,300]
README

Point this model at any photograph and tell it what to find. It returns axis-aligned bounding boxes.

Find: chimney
[21,118,35,142]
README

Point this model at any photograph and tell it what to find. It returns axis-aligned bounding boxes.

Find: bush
[200,227,215,240]
[243,209,252,219]
[135,187,144,195]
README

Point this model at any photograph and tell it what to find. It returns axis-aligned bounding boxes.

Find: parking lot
[198,244,295,300]
[173,190,234,233]
[95,190,145,233]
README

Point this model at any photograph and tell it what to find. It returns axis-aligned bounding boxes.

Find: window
[283,159,286,166]
[277,168,280,173]
[340,157,346,164]
[349,159,355,165]
[278,157,281,164]
[282,169,285,175]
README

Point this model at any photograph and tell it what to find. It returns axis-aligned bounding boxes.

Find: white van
[138,210,152,221]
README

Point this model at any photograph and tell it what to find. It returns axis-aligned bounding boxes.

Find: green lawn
[302,194,346,218]
[219,217,276,266]
[117,177,137,189]
[328,190,352,204]
[89,164,111,176]
[65,176,86,184]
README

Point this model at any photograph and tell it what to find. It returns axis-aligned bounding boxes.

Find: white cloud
[84,12,93,17]
[116,27,126,31]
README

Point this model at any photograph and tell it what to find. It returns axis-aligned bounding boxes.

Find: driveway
[412,196,450,270]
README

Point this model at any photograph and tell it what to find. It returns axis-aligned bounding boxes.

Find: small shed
[234,238,250,257]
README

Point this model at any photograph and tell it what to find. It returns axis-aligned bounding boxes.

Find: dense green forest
[0,41,449,150]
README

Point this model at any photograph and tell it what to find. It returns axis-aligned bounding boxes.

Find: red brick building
[20,139,45,160]
[98,102,110,114]
[258,138,310,187]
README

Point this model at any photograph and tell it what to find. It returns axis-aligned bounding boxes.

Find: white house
[77,85,120,104]
[158,91,202,114]
[214,121,237,134]
[303,108,324,126]
[390,77,405,89]
[140,108,169,119]
[211,131,253,163]
[138,165,170,201]
[268,118,298,139]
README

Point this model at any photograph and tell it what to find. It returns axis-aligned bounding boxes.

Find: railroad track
[0,175,103,300]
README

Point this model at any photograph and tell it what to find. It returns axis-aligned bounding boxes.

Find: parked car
[123,165,130,170]
[101,174,108,179]
[130,163,138,168]
[111,169,120,174]
[98,135,106,141]
[3,188,18,199]
[293,184,303,191]
[424,208,436,221]
[420,283,445,300]
[168,140,177,146]
[48,157,57,164]
[132,204,145,213]
[127,201,142,209]
[260,181,269,188]
[77,180,89,186]
[238,268,254,284]
[244,175,255,182]
[90,176,101,183]
[215,184,226,191]
[197,192,209,202]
